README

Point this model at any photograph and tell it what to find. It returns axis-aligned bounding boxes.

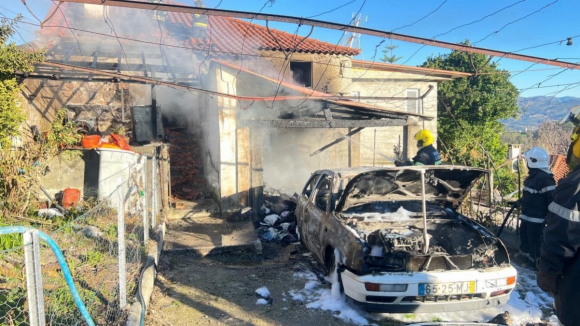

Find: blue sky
[3,0,580,97]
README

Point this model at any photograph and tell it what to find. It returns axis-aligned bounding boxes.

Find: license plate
[418,281,475,295]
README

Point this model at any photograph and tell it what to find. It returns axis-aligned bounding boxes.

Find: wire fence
[0,149,162,326]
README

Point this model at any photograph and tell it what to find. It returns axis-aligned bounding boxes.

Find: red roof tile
[36,1,360,56]
[550,154,569,184]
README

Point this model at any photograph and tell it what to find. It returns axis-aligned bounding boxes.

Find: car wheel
[325,248,344,294]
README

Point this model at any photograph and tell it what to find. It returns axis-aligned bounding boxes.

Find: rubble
[166,127,210,201]
[255,192,298,246]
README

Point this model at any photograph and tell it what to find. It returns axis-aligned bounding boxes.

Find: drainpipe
[420,169,429,254]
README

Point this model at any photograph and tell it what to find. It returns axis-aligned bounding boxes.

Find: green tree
[422,41,520,167]
[0,16,45,149]
[380,44,402,63]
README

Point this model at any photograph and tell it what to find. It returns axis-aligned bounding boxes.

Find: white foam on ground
[291,258,559,325]
[255,286,270,298]
[256,298,268,305]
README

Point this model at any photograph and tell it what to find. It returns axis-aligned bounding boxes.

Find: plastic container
[62,188,81,209]
[96,148,138,208]
[82,135,101,149]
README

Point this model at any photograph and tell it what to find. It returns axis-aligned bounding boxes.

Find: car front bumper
[341,266,517,313]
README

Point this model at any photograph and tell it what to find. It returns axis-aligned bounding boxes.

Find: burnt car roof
[331,166,488,212]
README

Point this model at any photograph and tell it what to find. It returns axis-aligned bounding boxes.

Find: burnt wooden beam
[310,127,364,157]
[239,118,406,128]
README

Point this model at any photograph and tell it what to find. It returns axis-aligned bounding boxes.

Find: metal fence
[0,150,162,326]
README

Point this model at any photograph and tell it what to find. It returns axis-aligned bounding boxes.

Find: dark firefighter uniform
[518,156,555,264]
[395,129,442,166]
[537,105,580,326]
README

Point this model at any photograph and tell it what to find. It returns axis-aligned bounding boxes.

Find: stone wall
[19,78,150,139]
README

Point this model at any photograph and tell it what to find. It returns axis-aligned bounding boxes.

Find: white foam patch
[304,280,318,290]
[255,286,270,298]
[358,207,412,222]
[290,253,558,325]
[256,298,268,305]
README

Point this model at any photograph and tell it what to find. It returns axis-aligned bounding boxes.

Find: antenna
[341,13,367,48]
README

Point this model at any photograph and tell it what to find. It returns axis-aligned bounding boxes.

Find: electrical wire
[306,0,357,19]
[390,0,447,33]
[472,0,559,46]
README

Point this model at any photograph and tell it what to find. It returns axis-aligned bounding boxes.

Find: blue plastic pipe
[0,226,95,326]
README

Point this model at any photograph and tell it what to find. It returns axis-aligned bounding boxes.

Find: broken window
[302,173,321,199]
[314,176,332,212]
[406,88,420,113]
[290,61,313,87]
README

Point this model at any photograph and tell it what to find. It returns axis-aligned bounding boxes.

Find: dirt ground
[146,243,361,326]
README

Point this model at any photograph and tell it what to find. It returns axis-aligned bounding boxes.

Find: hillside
[502,96,580,131]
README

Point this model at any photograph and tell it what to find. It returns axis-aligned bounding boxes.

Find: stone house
[19,1,469,213]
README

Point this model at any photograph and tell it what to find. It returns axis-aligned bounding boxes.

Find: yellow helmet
[414,129,434,148]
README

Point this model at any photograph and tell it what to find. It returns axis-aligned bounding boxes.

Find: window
[290,61,313,87]
[314,176,332,212]
[302,173,321,199]
[406,89,420,113]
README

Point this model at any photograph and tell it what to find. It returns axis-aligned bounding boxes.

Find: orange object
[109,133,132,151]
[82,135,101,148]
[98,143,120,149]
[62,188,80,209]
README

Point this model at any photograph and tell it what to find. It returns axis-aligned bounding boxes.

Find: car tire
[325,248,344,294]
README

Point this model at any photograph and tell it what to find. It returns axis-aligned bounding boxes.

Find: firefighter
[395,129,442,166]
[513,147,555,268]
[537,106,580,326]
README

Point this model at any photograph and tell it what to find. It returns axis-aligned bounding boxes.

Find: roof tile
[37,1,360,56]
[550,154,569,184]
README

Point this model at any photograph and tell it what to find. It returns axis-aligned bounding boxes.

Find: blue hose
[0,226,95,326]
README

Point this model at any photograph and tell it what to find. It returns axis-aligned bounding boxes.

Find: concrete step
[164,199,261,256]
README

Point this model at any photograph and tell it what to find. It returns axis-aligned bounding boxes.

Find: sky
[2,0,580,98]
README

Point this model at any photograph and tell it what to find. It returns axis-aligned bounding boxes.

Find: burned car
[296,166,516,313]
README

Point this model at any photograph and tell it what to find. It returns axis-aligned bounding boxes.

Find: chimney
[508,144,521,160]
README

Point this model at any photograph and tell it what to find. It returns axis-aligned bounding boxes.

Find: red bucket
[62,188,81,209]
[82,135,100,149]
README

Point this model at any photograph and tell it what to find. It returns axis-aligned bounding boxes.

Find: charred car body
[296,166,517,313]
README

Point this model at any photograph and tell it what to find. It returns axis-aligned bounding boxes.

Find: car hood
[335,166,488,213]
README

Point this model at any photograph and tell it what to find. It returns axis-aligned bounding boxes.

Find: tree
[380,44,402,64]
[422,41,520,168]
[0,16,45,149]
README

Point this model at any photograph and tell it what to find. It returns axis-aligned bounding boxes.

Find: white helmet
[524,147,550,169]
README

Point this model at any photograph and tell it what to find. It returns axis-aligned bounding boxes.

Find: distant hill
[502,96,580,131]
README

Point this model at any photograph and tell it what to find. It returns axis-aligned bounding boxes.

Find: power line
[391,0,447,33]
[472,0,559,46]
[305,0,356,19]
[432,0,526,39]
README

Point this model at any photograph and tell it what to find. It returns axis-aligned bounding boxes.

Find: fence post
[117,190,127,308]
[142,159,149,243]
[151,155,157,229]
[23,230,46,326]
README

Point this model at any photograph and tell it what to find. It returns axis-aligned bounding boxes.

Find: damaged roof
[36,0,360,56]
[351,59,472,79]
[212,59,433,120]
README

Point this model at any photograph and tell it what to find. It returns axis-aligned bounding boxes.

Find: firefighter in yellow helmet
[536,105,580,326]
[395,129,442,166]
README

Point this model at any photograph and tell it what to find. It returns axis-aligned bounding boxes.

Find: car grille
[402,293,484,303]
[365,296,398,303]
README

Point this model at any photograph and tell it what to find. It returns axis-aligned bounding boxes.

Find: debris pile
[256,191,299,246]
[166,127,209,200]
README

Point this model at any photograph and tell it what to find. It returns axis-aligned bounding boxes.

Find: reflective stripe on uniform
[414,162,426,166]
[523,185,556,194]
[548,202,580,222]
[435,160,442,165]
[519,214,546,223]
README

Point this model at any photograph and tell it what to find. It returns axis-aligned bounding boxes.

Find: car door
[303,173,333,264]
[296,173,321,249]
